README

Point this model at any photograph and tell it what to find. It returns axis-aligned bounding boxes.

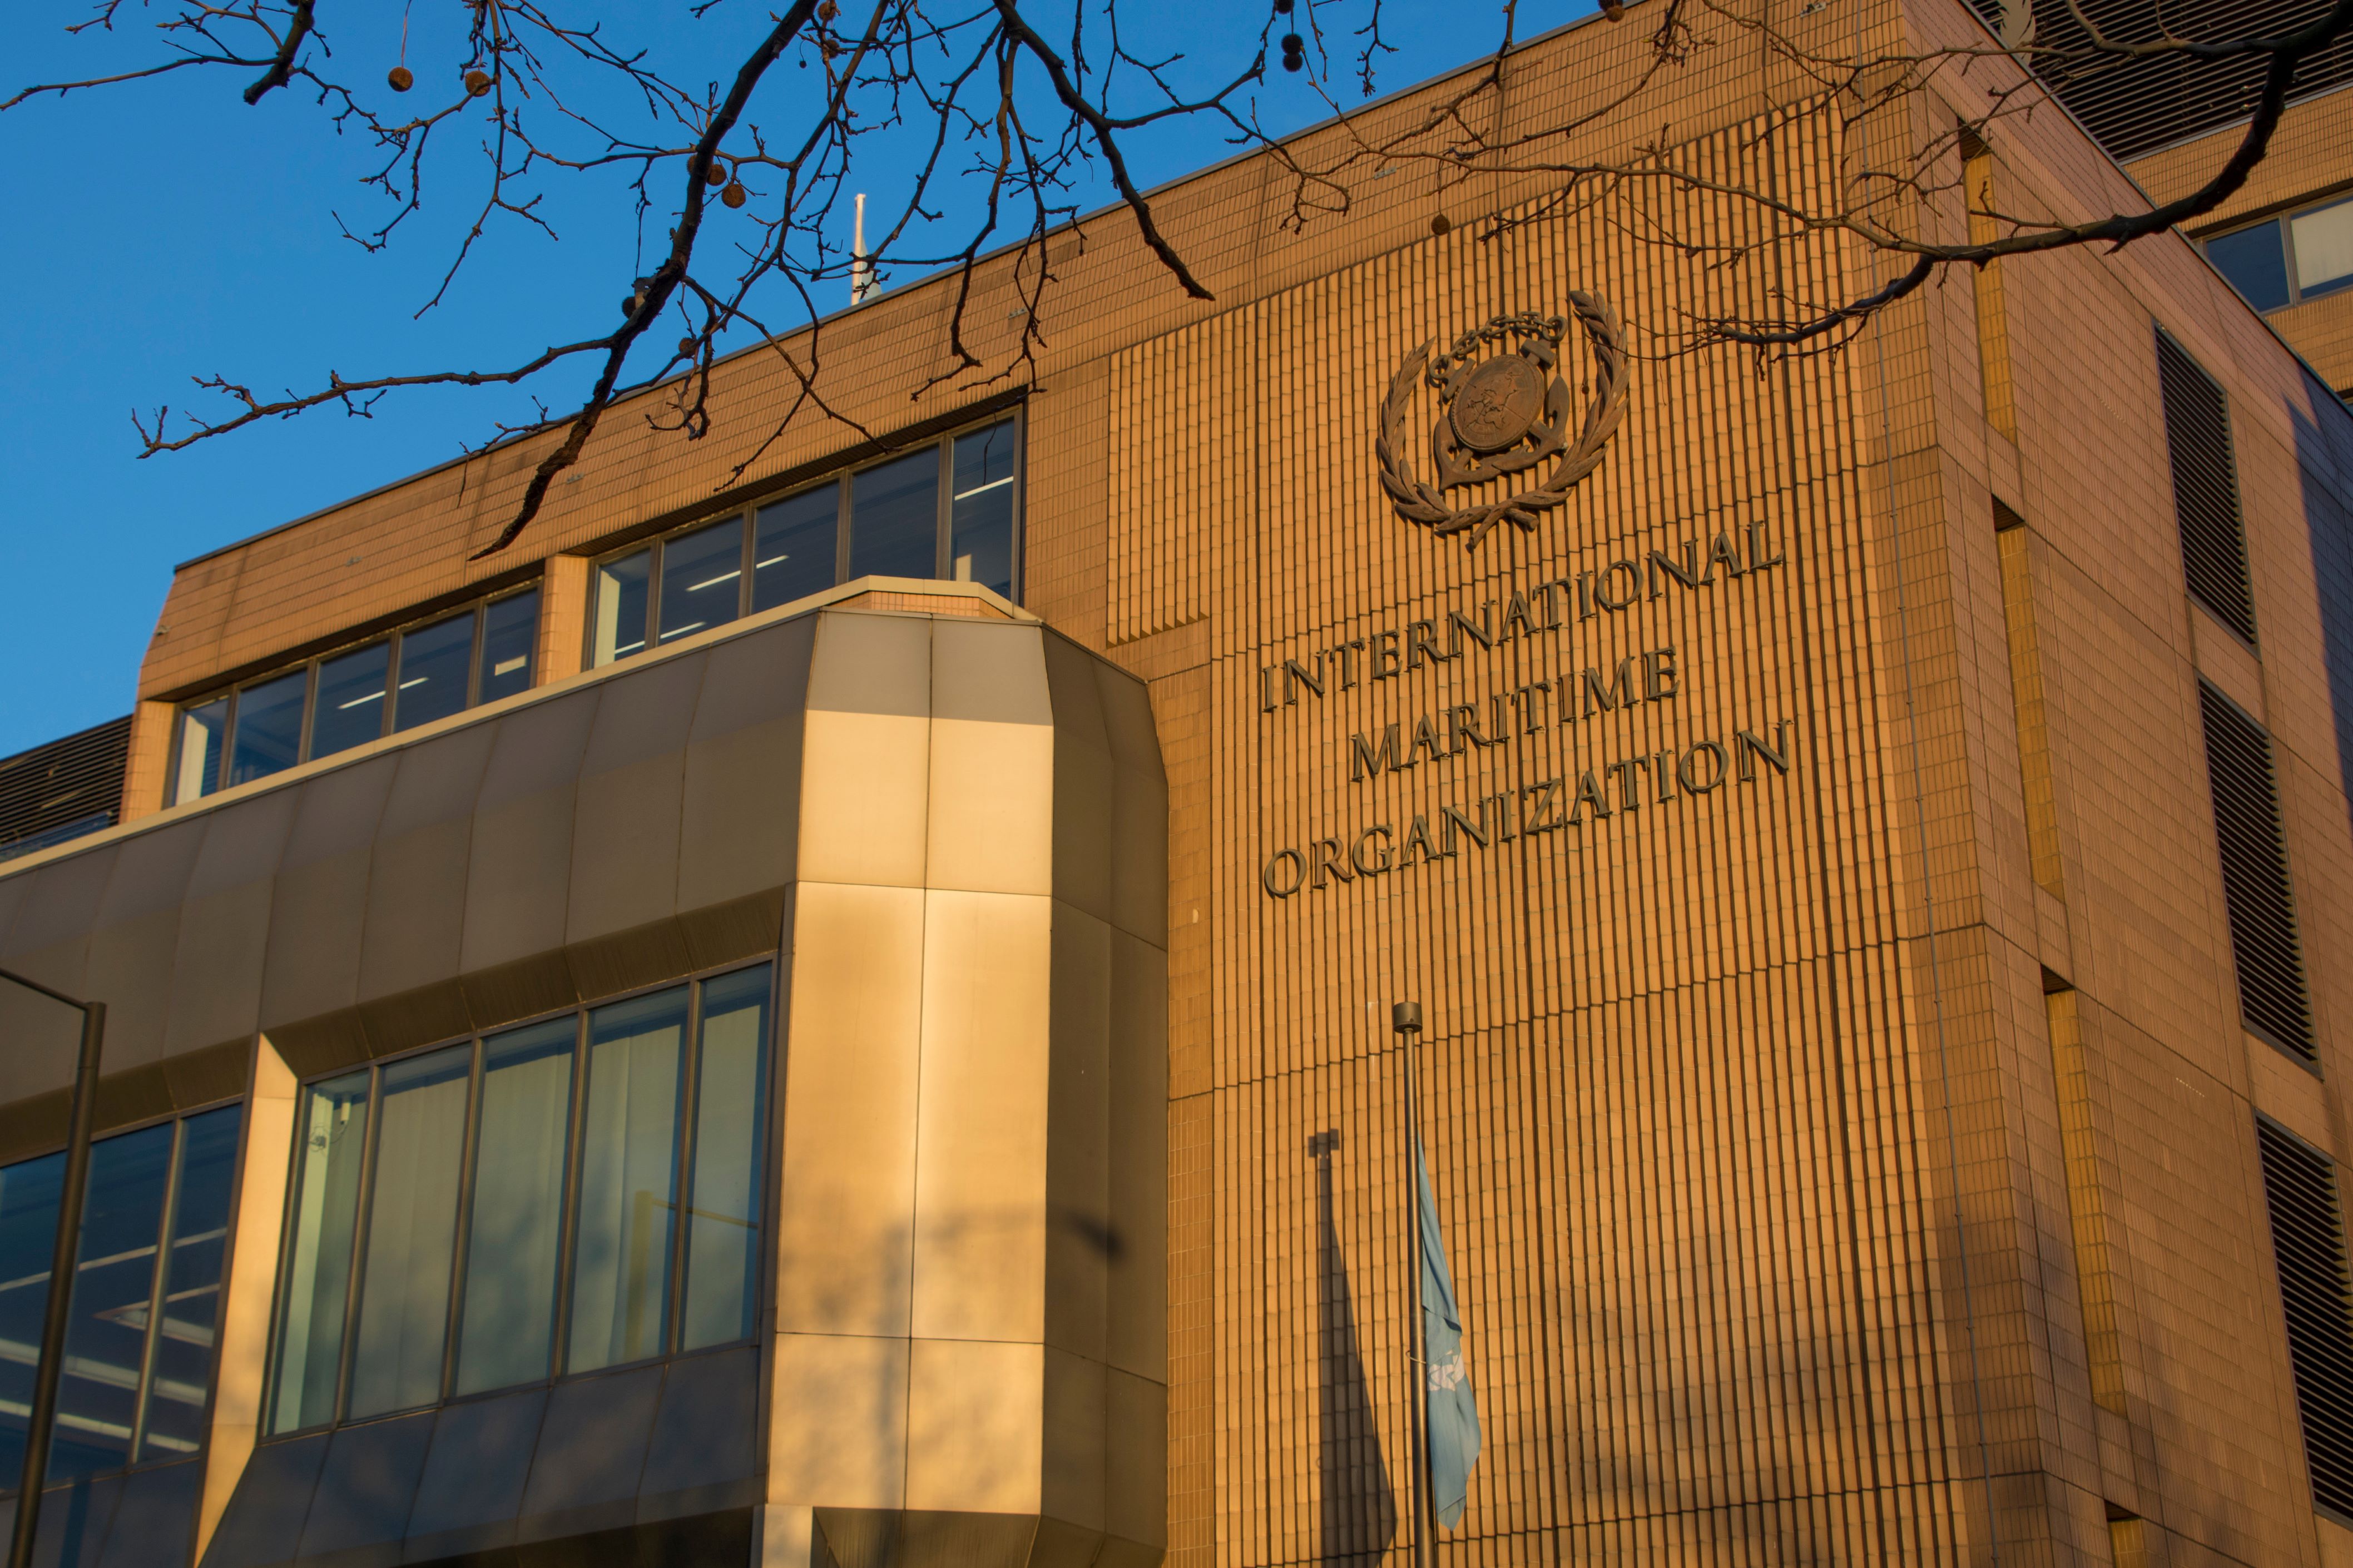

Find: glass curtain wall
[172,588,542,807]
[266,964,772,1435]
[588,415,1020,667]
[0,1105,245,1493]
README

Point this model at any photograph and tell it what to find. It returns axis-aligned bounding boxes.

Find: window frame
[166,584,542,807]
[0,1094,249,1496]
[583,409,1025,669]
[258,956,780,1439]
[2205,188,2353,312]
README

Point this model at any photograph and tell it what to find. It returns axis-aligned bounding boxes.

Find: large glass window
[2207,191,2353,314]
[266,964,772,1435]
[0,1105,245,1495]
[171,587,542,807]
[587,415,1021,668]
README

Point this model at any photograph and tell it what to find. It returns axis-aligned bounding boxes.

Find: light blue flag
[1416,1136,1481,1529]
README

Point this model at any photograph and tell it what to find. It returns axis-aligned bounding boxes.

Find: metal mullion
[739,507,757,619]
[218,691,238,795]
[549,1010,592,1379]
[834,474,852,584]
[125,1118,188,1465]
[935,436,952,579]
[1008,407,1027,603]
[466,605,487,709]
[383,634,405,740]
[647,538,666,650]
[437,1038,489,1402]
[295,662,322,765]
[330,1065,387,1426]
[666,982,705,1356]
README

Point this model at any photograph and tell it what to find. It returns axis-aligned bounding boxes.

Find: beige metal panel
[80,822,204,1073]
[458,689,595,977]
[1102,1367,1168,1561]
[678,616,816,910]
[1043,906,1111,1364]
[904,1338,1046,1516]
[926,622,1053,897]
[195,1034,296,1561]
[1106,929,1169,1386]
[356,726,493,1009]
[767,1332,912,1511]
[163,792,294,1060]
[1043,634,1114,926]
[801,613,933,890]
[255,758,395,1036]
[565,651,704,945]
[911,889,1053,1344]
[1096,664,1169,949]
[1040,1346,1107,1534]
[775,879,925,1338]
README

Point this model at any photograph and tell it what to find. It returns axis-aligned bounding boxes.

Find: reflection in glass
[173,698,229,805]
[311,642,392,760]
[394,612,474,732]
[2291,195,2353,299]
[479,589,539,702]
[455,1018,574,1395]
[659,517,745,644]
[568,988,686,1373]
[347,1046,469,1418]
[849,450,940,580]
[271,1071,370,1433]
[950,420,1018,597]
[682,966,769,1350]
[0,1154,61,1491]
[229,670,308,788]
[48,1125,173,1482]
[2208,221,2291,312]
[752,487,839,611]
[593,549,653,665]
[136,1106,241,1462]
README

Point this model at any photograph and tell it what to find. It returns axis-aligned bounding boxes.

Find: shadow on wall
[1310,1131,1395,1567]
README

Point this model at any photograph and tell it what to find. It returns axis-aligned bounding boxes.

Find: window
[2206,192,2353,315]
[266,963,772,1435]
[169,587,541,807]
[2201,681,2315,1061]
[2156,330,2256,644]
[588,415,1021,667]
[0,1105,244,1493]
[2256,1118,2353,1520]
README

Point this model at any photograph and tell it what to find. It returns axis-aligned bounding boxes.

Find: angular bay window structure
[589,415,1021,666]
[169,588,539,806]
[268,965,771,1434]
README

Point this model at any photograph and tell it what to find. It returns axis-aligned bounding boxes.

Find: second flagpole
[1394,1000,1430,1568]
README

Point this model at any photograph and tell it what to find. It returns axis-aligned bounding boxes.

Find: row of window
[2207,190,2353,316]
[167,415,1026,802]
[589,416,1020,667]
[0,1106,242,1491]
[170,589,540,807]
[269,963,771,1435]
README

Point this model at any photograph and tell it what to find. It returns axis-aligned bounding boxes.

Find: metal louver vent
[1964,0,2353,160]
[2201,683,2315,1058]
[2159,331,2256,644]
[0,715,130,861]
[2257,1118,2353,1519]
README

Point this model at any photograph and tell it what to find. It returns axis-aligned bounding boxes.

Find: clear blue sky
[0,3,1573,757]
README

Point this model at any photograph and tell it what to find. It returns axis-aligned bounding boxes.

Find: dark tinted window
[594,550,652,664]
[229,671,308,787]
[752,488,839,612]
[950,420,1018,597]
[849,450,940,580]
[478,591,539,702]
[394,613,475,732]
[2208,221,2291,312]
[311,642,392,760]
[658,517,746,644]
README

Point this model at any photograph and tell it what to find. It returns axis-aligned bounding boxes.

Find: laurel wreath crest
[1376,292,1629,549]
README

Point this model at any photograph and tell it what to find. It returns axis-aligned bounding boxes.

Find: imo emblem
[1377,296,1629,548]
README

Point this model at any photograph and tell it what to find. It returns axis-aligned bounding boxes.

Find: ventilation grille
[2257,1118,2353,1519]
[2201,683,2314,1058]
[0,716,129,862]
[1966,0,2353,159]
[2159,331,2256,643]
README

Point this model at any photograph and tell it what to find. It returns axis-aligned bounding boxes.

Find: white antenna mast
[851,193,877,306]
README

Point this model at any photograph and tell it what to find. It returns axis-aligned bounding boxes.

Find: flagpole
[1393,1001,1429,1568]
